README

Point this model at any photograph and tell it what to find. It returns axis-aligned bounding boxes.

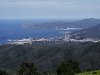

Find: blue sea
[0,19,79,44]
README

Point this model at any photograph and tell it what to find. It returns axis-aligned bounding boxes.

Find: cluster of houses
[8,34,100,45]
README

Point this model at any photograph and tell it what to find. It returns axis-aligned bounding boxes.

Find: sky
[0,0,100,19]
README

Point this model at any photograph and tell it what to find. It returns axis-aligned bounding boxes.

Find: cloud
[0,0,100,19]
[0,0,80,3]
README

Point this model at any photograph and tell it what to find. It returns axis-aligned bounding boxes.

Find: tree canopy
[0,69,7,75]
[17,61,38,75]
[57,60,81,75]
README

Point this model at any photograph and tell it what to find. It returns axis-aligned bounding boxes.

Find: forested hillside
[0,41,100,74]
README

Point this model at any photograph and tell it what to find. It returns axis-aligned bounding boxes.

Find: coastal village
[8,33,100,45]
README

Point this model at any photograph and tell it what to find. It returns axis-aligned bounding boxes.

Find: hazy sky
[0,0,100,19]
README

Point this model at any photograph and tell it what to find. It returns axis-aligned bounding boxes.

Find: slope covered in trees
[72,24,100,39]
[0,42,100,74]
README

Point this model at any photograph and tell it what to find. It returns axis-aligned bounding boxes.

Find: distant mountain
[72,18,100,28]
[24,18,100,29]
[72,24,100,39]
[79,18,100,22]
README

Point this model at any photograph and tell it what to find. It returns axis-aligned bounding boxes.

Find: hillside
[72,24,100,39]
[0,42,100,74]
[24,18,100,29]
[76,70,100,75]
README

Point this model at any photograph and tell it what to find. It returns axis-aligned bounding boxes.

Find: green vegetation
[17,61,38,75]
[57,60,80,75]
[0,41,100,75]
[0,69,7,75]
[76,70,100,75]
[0,60,100,75]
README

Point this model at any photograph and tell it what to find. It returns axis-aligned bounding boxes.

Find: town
[8,33,100,45]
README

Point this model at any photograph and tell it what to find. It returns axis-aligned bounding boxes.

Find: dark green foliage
[0,42,100,73]
[0,69,7,75]
[72,24,100,39]
[17,62,38,75]
[57,60,80,75]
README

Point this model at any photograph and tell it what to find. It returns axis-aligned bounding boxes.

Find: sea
[0,19,79,44]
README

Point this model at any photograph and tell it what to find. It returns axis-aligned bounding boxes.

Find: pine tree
[17,62,38,75]
[57,60,80,75]
[0,69,7,75]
